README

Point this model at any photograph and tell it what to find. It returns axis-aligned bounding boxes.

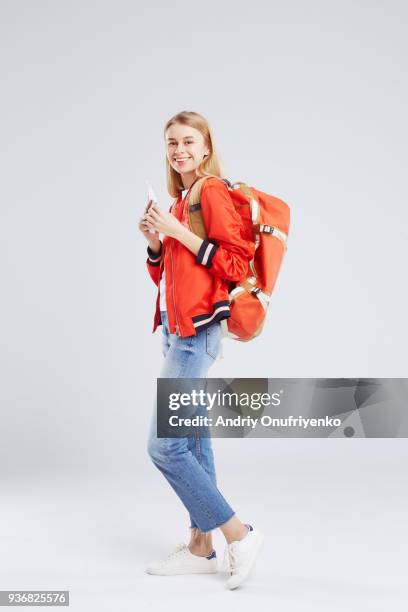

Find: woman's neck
[181,172,199,190]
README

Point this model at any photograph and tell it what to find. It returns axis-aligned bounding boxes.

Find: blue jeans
[147,310,235,533]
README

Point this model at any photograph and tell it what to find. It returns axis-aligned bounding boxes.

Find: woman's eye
[168,141,193,147]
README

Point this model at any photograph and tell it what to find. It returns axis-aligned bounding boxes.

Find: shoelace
[226,542,244,575]
[158,542,186,565]
[222,545,229,571]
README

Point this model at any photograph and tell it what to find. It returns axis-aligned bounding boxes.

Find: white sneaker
[146,542,217,575]
[224,525,264,589]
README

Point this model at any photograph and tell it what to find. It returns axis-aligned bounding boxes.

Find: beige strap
[240,278,258,293]
[187,177,208,240]
[237,183,261,281]
[228,284,270,315]
[189,207,207,240]
[188,176,208,206]
[259,224,288,246]
[187,176,220,239]
[253,290,270,311]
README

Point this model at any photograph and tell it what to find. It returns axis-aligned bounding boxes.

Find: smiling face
[165,123,210,186]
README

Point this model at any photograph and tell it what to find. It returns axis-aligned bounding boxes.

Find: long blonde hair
[164,111,224,197]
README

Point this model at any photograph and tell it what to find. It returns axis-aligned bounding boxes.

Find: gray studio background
[1,1,407,611]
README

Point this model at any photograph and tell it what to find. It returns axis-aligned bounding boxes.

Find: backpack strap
[187,176,232,240]
[230,276,271,311]
[231,182,261,278]
[259,224,288,247]
[187,176,210,240]
[233,182,261,228]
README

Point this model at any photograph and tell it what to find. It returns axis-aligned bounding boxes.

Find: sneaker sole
[226,532,264,590]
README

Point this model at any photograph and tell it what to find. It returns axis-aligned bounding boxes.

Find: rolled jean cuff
[197,510,236,534]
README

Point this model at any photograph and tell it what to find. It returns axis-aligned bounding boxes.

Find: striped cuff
[196,239,218,268]
[147,242,162,266]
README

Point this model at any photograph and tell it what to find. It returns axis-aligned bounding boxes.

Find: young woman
[139,111,264,589]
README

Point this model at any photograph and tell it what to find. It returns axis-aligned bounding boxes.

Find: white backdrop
[1,1,407,610]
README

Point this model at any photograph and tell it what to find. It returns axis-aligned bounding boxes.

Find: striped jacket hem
[191,300,231,331]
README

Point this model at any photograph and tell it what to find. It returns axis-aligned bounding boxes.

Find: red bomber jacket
[145,176,256,337]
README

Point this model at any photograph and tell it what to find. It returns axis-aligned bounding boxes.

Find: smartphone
[145,181,158,234]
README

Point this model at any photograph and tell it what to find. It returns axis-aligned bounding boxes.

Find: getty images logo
[168,389,284,411]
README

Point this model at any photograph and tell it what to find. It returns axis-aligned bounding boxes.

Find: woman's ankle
[188,528,213,556]
[236,523,250,541]
[188,543,213,557]
[220,517,249,544]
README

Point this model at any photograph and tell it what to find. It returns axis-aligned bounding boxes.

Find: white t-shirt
[159,188,188,312]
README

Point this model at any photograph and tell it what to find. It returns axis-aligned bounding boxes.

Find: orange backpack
[188,176,290,341]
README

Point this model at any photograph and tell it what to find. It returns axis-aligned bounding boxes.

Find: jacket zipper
[168,183,197,336]
[170,237,180,335]
[170,195,182,335]
[158,258,164,321]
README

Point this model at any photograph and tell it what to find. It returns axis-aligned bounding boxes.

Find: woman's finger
[147,207,160,219]
[145,218,158,230]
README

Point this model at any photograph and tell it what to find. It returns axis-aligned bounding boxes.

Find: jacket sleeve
[195,179,255,281]
[146,240,163,287]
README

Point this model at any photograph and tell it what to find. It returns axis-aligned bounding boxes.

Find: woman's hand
[142,203,185,239]
[138,201,160,249]
[140,201,204,256]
